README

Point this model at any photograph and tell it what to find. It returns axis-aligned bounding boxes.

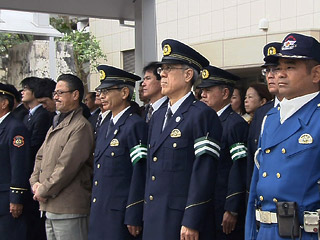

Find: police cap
[96,65,141,89]
[159,39,209,73]
[262,42,282,67]
[197,65,240,88]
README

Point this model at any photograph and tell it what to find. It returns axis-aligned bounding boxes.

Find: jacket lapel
[153,94,195,153]
[263,94,320,148]
[96,107,132,160]
[219,105,232,123]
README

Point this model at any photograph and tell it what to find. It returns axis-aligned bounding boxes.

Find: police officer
[143,39,222,240]
[198,66,248,240]
[246,42,283,194]
[0,83,31,240]
[246,33,320,239]
[88,65,148,240]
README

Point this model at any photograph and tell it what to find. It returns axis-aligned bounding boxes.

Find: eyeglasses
[96,87,123,96]
[156,66,188,75]
[261,67,278,76]
[52,90,75,97]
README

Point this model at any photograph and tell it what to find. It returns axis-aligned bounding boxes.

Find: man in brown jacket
[30,74,94,240]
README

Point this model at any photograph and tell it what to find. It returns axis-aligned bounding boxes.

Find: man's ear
[311,64,320,84]
[73,90,80,101]
[222,88,230,100]
[121,87,130,100]
[184,69,194,84]
[0,98,9,110]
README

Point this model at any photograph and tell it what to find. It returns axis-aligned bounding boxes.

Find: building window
[122,49,135,73]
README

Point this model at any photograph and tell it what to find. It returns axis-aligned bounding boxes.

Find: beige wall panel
[192,41,223,67]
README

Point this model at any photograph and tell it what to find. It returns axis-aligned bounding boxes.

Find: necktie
[96,114,102,129]
[106,119,114,138]
[162,107,172,131]
[146,105,154,123]
[28,112,32,122]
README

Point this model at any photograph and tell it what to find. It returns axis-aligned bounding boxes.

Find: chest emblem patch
[298,133,313,144]
[13,135,25,148]
[170,129,181,138]
[110,138,119,146]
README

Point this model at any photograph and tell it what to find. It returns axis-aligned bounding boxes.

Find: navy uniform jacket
[0,113,31,239]
[88,107,148,240]
[12,104,29,122]
[23,105,51,167]
[143,94,222,240]
[246,101,273,193]
[246,94,320,239]
[214,105,248,239]
[88,108,101,130]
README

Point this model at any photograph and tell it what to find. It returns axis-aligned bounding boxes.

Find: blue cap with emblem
[96,65,141,89]
[272,33,320,63]
[197,65,240,88]
[262,42,282,67]
[159,39,209,73]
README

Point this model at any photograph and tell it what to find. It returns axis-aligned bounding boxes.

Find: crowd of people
[1,32,320,240]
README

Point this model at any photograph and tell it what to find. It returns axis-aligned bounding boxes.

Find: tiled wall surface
[89,0,320,90]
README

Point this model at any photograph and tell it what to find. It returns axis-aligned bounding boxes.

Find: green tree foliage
[0,33,32,56]
[51,16,107,92]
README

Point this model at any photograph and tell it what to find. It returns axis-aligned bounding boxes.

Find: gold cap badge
[170,129,181,138]
[99,70,106,80]
[110,138,119,146]
[202,69,209,79]
[267,46,277,56]
[163,44,171,56]
[298,133,313,144]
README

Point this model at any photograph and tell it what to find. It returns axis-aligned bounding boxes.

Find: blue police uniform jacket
[88,107,148,240]
[246,101,274,193]
[213,105,248,237]
[0,113,31,240]
[143,94,222,240]
[246,93,320,240]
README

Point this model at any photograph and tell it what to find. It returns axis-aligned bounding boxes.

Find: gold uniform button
[265,149,271,154]
[149,195,154,201]
[281,148,286,154]
[276,173,281,178]
[273,198,278,203]
[151,176,156,181]
[97,164,101,168]
[173,143,177,148]
[259,196,264,201]
[93,198,96,203]
[111,152,115,156]
[262,172,267,178]
[94,181,98,186]
[278,106,280,110]
[153,157,158,162]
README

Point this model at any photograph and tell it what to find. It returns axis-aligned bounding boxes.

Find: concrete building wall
[7,40,76,88]
[88,0,320,90]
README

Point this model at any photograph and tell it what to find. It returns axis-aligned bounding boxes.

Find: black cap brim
[197,80,230,89]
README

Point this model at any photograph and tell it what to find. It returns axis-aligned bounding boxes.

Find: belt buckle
[260,211,272,224]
